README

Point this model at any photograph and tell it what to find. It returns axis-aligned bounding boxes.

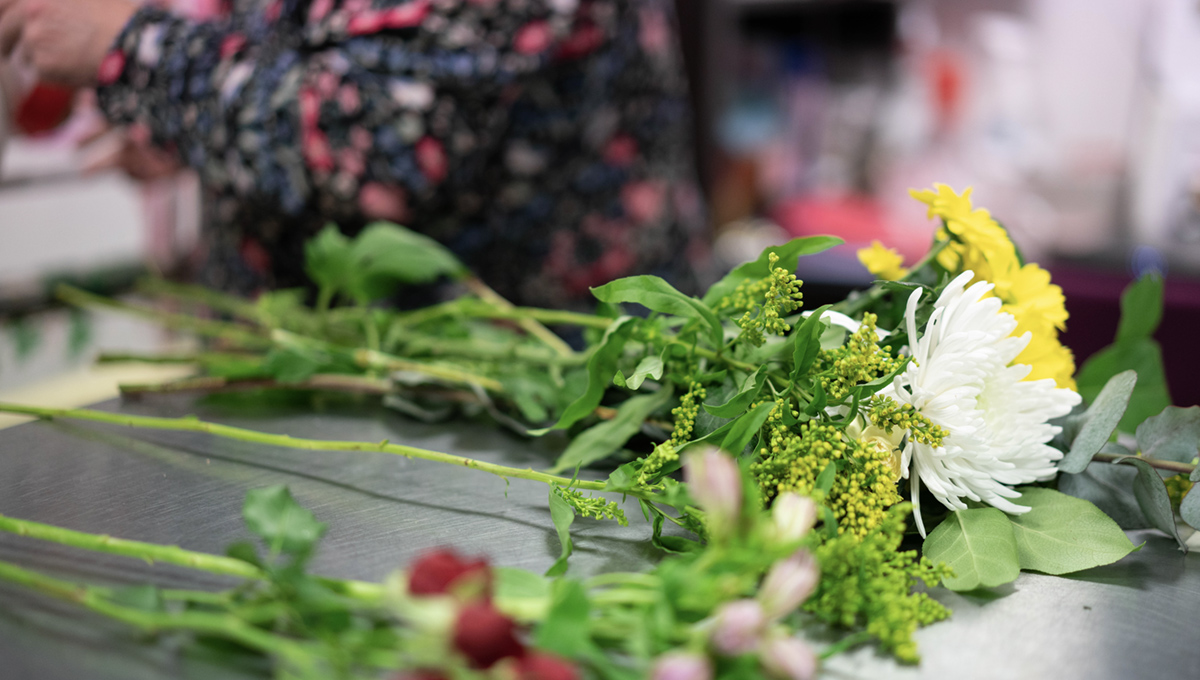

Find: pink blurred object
[771,191,931,264]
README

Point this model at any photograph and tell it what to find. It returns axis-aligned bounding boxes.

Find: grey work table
[0,394,1197,680]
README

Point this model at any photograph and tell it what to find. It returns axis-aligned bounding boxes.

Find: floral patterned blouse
[96,0,709,309]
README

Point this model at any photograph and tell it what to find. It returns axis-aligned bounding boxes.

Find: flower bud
[770,493,816,544]
[683,447,742,539]
[710,599,766,655]
[758,549,819,620]
[650,651,713,680]
[408,549,491,598]
[760,636,818,680]
[452,602,524,668]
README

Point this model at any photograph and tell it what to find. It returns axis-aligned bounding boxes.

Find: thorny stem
[0,403,623,496]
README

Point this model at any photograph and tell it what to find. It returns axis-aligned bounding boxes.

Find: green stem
[97,351,256,365]
[57,284,271,349]
[0,403,610,494]
[0,560,313,666]
[396,336,588,367]
[119,374,393,397]
[136,278,261,323]
[833,240,950,318]
[1092,453,1195,475]
[819,630,873,659]
[463,276,577,358]
[352,347,505,392]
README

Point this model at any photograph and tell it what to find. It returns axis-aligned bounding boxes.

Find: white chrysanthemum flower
[881,271,1081,536]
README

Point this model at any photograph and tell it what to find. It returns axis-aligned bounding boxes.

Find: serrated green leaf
[532,317,638,434]
[703,366,768,418]
[1008,487,1136,575]
[546,488,576,577]
[1115,457,1186,551]
[243,486,326,558]
[702,236,843,306]
[551,387,673,473]
[591,276,723,348]
[1058,370,1137,474]
[623,353,665,391]
[923,508,1020,591]
[1135,406,1200,471]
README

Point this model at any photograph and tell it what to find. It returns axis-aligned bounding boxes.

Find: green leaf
[534,579,593,655]
[923,508,1021,591]
[591,276,724,348]
[815,461,837,496]
[702,236,844,306]
[1115,272,1163,345]
[304,225,355,302]
[545,488,576,577]
[532,317,638,434]
[262,347,324,384]
[1057,370,1137,474]
[1135,406,1200,471]
[1115,457,1186,551]
[110,585,165,612]
[1180,484,1200,531]
[347,223,466,302]
[243,486,327,558]
[681,400,776,457]
[703,366,768,418]
[790,306,832,383]
[623,353,665,391]
[1008,487,1136,575]
[1056,448,1148,530]
[494,567,551,622]
[550,387,673,473]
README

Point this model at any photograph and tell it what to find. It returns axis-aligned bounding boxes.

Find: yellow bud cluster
[720,253,804,348]
[638,381,706,486]
[869,396,947,448]
[817,314,900,401]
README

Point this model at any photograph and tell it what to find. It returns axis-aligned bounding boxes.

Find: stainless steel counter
[0,394,1196,679]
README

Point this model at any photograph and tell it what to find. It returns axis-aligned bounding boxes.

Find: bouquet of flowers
[0,184,1194,679]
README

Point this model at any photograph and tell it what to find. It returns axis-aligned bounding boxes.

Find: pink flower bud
[760,636,818,680]
[650,652,712,680]
[758,550,819,620]
[683,447,742,539]
[770,493,817,544]
[710,599,766,655]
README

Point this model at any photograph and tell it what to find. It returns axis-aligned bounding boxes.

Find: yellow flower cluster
[857,242,909,281]
[816,313,901,401]
[718,253,804,347]
[752,405,901,539]
[638,381,706,485]
[858,184,1077,389]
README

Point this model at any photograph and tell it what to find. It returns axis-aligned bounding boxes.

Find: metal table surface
[0,394,1196,680]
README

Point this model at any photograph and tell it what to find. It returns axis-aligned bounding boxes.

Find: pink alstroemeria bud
[758,549,819,620]
[650,652,713,680]
[710,599,767,656]
[770,493,817,545]
[760,636,818,680]
[683,447,742,539]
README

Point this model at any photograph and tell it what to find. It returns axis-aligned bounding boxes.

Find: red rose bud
[452,602,525,669]
[408,549,491,598]
[514,652,580,680]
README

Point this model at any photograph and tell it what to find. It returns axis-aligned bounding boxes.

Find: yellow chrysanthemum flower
[857,241,909,281]
[910,184,1019,285]
[910,184,1077,390]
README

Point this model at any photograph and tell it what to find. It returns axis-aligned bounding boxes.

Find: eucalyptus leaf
[243,486,327,559]
[1057,370,1137,474]
[1007,488,1136,575]
[1135,406,1200,469]
[1056,448,1148,530]
[545,488,576,577]
[702,236,843,306]
[922,508,1020,591]
[1115,457,1186,551]
[551,388,673,472]
[1180,484,1200,531]
[591,276,723,348]
[703,366,768,418]
[532,317,638,434]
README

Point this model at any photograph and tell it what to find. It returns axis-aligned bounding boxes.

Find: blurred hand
[0,0,139,87]
[81,122,182,181]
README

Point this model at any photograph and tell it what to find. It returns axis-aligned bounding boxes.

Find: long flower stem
[119,374,394,397]
[463,276,577,358]
[819,631,873,659]
[0,403,611,494]
[1092,453,1195,475]
[57,284,272,349]
[135,278,262,323]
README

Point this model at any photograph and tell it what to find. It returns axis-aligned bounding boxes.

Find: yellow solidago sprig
[716,253,804,347]
[814,313,902,402]
[638,381,706,486]
[751,404,902,539]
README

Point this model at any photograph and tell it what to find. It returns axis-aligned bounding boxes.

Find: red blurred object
[452,602,525,669]
[408,549,492,598]
[14,83,75,136]
[515,653,580,680]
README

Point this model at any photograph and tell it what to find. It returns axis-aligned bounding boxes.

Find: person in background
[0,0,709,308]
